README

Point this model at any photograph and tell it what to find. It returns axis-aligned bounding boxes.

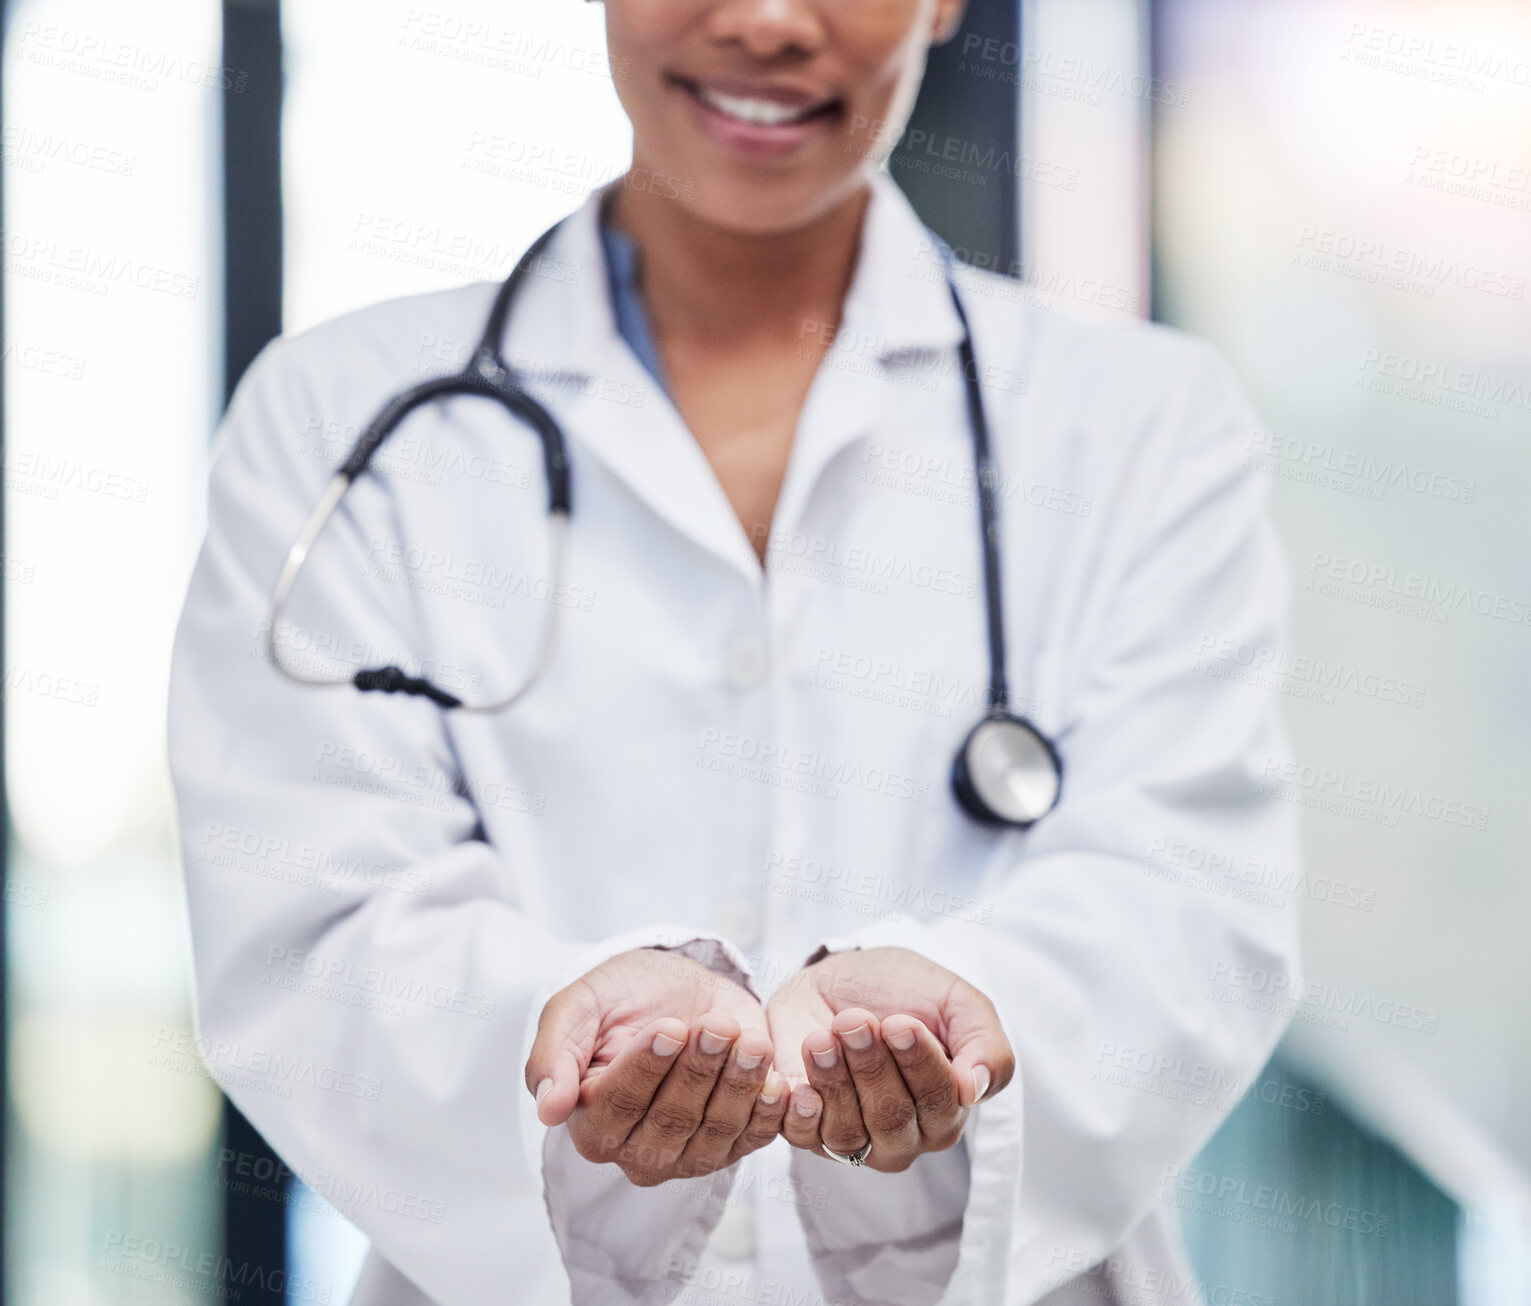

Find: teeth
[695,86,819,126]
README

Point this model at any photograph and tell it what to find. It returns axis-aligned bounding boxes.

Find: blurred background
[2,0,1528,1302]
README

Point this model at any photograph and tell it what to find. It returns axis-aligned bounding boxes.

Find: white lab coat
[167,166,1302,1306]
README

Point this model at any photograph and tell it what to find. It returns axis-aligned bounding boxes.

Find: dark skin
[601,0,968,562]
[524,0,1016,1180]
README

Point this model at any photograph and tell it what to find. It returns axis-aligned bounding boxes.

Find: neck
[605,174,872,353]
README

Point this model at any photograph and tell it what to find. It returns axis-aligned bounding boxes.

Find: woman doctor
[168,0,1302,1302]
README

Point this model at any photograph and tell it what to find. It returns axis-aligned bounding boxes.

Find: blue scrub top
[597,203,672,400]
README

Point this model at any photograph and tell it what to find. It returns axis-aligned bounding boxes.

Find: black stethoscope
[265,189,1063,830]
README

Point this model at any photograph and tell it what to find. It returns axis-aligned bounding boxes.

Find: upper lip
[668,73,842,112]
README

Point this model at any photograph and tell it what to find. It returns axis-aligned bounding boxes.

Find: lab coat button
[708,1198,757,1260]
[723,635,770,690]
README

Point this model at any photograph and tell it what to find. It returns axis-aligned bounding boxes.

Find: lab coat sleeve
[168,336,753,1306]
[797,336,1303,1304]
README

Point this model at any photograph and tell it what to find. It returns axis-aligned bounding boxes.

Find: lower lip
[677,82,837,159]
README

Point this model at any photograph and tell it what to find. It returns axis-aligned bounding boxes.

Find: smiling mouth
[669,75,844,128]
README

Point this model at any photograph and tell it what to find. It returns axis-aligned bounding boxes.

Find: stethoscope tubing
[262,186,1062,825]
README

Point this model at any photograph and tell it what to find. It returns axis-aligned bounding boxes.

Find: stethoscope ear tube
[265,368,573,710]
[265,206,1066,831]
[337,372,572,515]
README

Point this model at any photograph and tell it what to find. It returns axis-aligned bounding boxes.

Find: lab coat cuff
[804,912,994,1003]
[801,913,1027,1304]
[515,923,754,1302]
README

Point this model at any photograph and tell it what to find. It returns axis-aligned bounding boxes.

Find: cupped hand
[765,946,1014,1173]
[525,947,788,1186]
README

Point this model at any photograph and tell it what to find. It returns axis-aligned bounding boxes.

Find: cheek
[841,37,928,152]
[602,5,683,114]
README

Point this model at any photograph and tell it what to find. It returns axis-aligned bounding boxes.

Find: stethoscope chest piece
[951,709,1063,828]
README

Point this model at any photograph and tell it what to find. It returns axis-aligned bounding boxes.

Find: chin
[675,169,871,238]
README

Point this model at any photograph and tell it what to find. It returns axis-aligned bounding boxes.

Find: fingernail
[653,1032,684,1057]
[811,1045,838,1069]
[699,1029,732,1056]
[886,1026,916,1051]
[794,1098,820,1118]
[840,1023,872,1051]
[972,1065,991,1101]
[535,1077,553,1106]
[736,1049,765,1071]
[760,1077,783,1105]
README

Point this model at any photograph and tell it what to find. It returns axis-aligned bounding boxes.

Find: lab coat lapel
[771,167,970,540]
[496,168,968,582]
[500,187,767,588]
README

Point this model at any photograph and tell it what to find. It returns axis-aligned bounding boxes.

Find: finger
[802,1029,870,1158]
[676,1028,773,1178]
[618,1016,738,1179]
[566,1017,689,1156]
[728,1070,791,1165]
[831,1009,918,1156]
[781,1081,824,1151]
[525,984,602,1127]
[941,983,1017,1107]
[880,1015,964,1146]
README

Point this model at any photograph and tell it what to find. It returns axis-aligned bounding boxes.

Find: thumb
[525,986,598,1127]
[942,984,1015,1108]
